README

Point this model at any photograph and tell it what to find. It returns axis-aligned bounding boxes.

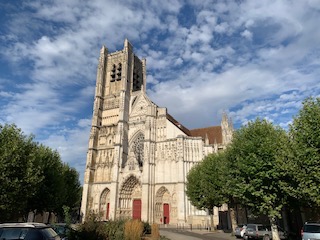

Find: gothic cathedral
[81,39,233,225]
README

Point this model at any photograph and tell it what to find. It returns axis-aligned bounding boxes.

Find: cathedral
[80,39,233,226]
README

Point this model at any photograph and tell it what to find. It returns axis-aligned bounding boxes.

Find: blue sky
[1,0,320,183]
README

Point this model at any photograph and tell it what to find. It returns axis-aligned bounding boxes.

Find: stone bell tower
[81,39,146,220]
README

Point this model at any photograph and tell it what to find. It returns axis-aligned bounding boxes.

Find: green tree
[186,162,204,208]
[28,147,82,221]
[0,124,42,221]
[0,123,81,222]
[289,97,320,207]
[61,164,82,220]
[225,119,290,240]
[27,145,65,217]
[186,153,229,227]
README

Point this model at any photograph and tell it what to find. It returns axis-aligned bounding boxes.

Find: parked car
[301,222,320,240]
[235,224,247,238]
[0,222,61,240]
[243,224,286,240]
[49,223,79,240]
[49,223,69,240]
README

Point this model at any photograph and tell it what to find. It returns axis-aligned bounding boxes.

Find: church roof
[166,113,191,136]
[189,126,223,145]
[166,113,222,144]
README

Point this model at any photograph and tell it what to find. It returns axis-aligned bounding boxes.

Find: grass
[124,219,144,240]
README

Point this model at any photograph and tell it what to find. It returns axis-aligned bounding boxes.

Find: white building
[81,39,233,226]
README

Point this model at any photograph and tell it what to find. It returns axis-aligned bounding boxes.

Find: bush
[142,221,151,235]
[68,218,125,240]
[68,219,105,240]
[151,223,160,240]
[104,220,125,240]
[124,219,144,240]
[68,216,156,240]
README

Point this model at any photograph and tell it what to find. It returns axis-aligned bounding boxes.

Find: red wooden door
[163,203,170,224]
[132,199,141,220]
[106,203,110,219]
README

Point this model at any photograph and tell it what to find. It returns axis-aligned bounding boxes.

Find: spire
[100,45,107,53]
[221,111,233,145]
[229,117,234,130]
[213,138,218,152]
[99,45,108,59]
[222,111,228,124]
[98,45,108,69]
[124,38,133,51]
[205,133,209,145]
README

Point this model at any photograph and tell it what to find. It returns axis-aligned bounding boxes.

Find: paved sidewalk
[192,230,235,240]
[160,229,202,240]
[160,227,235,240]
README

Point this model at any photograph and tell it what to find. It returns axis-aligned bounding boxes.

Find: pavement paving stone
[160,227,236,240]
[160,229,202,240]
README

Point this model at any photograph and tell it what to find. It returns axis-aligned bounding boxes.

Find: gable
[166,113,191,136]
[130,94,152,117]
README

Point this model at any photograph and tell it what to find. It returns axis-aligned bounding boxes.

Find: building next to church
[80,39,233,227]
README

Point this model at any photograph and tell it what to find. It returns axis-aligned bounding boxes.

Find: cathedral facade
[81,39,233,226]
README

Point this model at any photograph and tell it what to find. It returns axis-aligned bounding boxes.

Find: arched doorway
[119,175,142,220]
[99,188,110,220]
[155,187,171,224]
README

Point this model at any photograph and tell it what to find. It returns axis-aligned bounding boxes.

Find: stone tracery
[133,133,144,167]
[122,132,145,169]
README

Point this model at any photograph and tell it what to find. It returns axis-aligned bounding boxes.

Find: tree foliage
[225,119,290,220]
[0,124,81,222]
[186,153,229,214]
[224,119,292,240]
[185,96,320,237]
[61,164,82,216]
[289,97,320,207]
[0,124,42,221]
[27,145,65,214]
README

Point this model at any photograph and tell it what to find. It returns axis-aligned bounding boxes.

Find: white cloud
[241,29,252,40]
[146,75,159,85]
[0,91,13,98]
[40,122,91,182]
[1,0,320,183]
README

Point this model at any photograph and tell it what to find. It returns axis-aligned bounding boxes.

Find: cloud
[0,91,13,98]
[0,0,320,184]
[40,119,91,182]
[146,75,159,85]
[241,29,252,40]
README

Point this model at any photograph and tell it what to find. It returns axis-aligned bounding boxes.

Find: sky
[1,0,320,183]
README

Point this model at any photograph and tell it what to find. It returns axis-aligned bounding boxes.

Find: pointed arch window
[133,133,144,167]
[117,63,122,81]
[110,64,116,82]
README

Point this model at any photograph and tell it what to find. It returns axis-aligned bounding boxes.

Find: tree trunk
[282,208,289,232]
[270,217,280,240]
[208,208,214,231]
[229,205,238,232]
